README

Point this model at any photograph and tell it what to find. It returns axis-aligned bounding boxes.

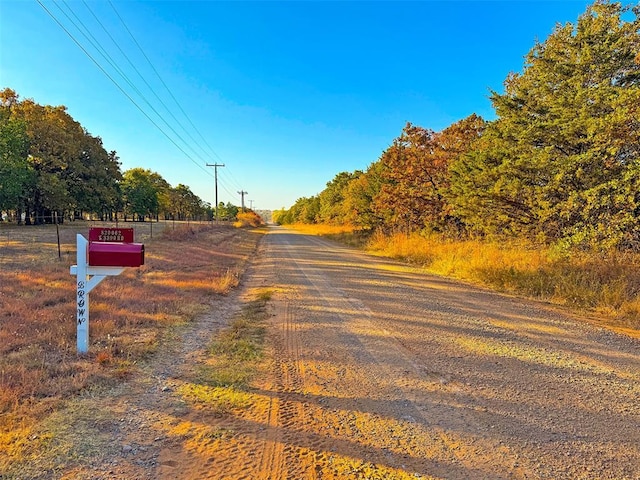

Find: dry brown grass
[287,223,372,248]
[0,220,263,470]
[287,223,358,236]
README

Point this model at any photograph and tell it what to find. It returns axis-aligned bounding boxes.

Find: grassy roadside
[176,289,273,414]
[288,224,640,333]
[0,221,265,475]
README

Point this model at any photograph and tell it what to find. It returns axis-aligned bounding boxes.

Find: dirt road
[55,226,640,479]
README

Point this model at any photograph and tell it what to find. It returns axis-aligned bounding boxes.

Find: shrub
[234,212,264,228]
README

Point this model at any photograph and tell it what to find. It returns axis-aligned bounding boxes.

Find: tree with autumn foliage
[318,171,362,224]
[1,88,214,224]
[342,162,384,229]
[278,1,640,251]
[373,115,485,234]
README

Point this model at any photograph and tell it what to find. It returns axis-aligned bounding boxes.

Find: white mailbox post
[70,229,144,354]
[70,234,125,354]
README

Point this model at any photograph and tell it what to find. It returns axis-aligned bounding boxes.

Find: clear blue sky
[1,0,593,211]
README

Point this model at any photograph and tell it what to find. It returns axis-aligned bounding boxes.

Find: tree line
[274,1,640,251]
[0,88,240,224]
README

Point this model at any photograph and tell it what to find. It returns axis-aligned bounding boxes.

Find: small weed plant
[203,290,272,388]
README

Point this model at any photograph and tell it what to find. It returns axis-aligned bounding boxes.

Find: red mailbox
[88,241,145,267]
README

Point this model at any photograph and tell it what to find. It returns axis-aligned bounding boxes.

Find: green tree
[224,202,239,221]
[0,95,32,219]
[170,184,203,220]
[213,201,240,221]
[13,99,78,223]
[67,134,122,220]
[318,171,360,224]
[450,1,640,248]
[298,196,321,223]
[147,171,171,220]
[272,207,289,225]
[121,168,161,221]
[342,164,384,229]
[273,196,318,224]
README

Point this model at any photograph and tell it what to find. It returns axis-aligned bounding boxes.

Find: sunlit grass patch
[160,223,213,241]
[288,223,374,247]
[0,416,54,478]
[288,223,370,248]
[209,293,271,361]
[196,363,255,388]
[179,288,274,419]
[144,269,239,295]
[167,419,234,443]
[255,288,273,302]
[0,396,120,479]
[212,268,241,294]
[157,417,239,460]
[289,223,358,236]
[175,383,253,414]
[200,290,272,389]
[176,290,273,416]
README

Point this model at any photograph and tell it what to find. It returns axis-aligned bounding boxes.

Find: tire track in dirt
[256,235,317,479]
[256,298,293,480]
[281,235,514,478]
[247,231,488,478]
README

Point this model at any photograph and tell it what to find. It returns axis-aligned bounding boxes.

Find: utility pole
[248,200,254,211]
[238,190,248,212]
[206,163,225,223]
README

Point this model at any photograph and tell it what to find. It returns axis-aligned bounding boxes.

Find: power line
[82,1,206,157]
[218,171,243,194]
[238,190,248,211]
[107,0,224,163]
[57,0,212,166]
[37,0,256,209]
[219,180,238,201]
[36,0,214,179]
[100,0,215,163]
